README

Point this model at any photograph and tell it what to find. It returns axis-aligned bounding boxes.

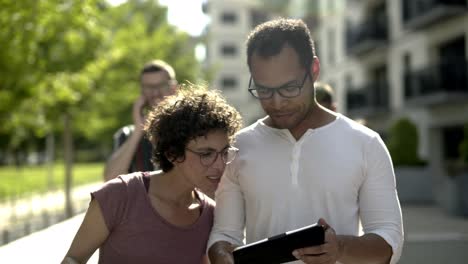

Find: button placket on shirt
[290,130,314,187]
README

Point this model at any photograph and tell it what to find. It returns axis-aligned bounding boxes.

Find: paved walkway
[1,183,468,263]
[402,205,468,241]
[0,213,99,264]
[399,205,468,264]
[0,182,102,263]
[0,182,102,245]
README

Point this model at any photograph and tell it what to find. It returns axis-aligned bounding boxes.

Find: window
[221,12,237,24]
[372,65,389,107]
[442,125,464,160]
[250,10,268,29]
[403,53,412,98]
[221,77,238,90]
[221,44,237,56]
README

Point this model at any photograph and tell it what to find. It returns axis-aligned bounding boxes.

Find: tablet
[232,223,325,264]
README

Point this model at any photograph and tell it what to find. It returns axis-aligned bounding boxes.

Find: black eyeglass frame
[248,71,310,99]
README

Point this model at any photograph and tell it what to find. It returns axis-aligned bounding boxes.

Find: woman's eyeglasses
[186,147,239,167]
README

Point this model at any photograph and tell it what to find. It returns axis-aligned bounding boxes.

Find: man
[103,60,177,181]
[315,82,337,112]
[208,18,403,264]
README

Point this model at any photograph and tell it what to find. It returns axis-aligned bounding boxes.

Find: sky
[108,0,210,36]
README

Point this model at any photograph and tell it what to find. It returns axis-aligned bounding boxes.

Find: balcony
[404,59,468,106]
[346,16,388,56]
[402,0,468,29]
[250,10,269,29]
[346,81,390,117]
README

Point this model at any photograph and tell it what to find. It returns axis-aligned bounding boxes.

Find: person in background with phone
[315,82,337,112]
[62,87,243,264]
[103,60,178,182]
[208,18,403,264]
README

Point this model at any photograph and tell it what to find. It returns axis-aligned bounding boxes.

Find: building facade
[291,0,468,212]
[202,0,277,125]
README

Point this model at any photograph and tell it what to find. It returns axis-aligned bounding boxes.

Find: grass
[0,162,104,201]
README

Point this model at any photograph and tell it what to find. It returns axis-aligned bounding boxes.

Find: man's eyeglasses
[186,146,239,167]
[248,72,309,99]
[141,81,173,93]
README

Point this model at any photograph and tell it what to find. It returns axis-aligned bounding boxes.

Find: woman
[62,86,242,264]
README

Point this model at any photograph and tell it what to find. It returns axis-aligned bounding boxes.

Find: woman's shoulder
[94,172,145,199]
[118,171,145,183]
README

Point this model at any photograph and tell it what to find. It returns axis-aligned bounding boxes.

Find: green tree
[73,0,200,152]
[1,0,201,216]
[0,0,109,216]
[1,0,200,160]
[0,0,106,145]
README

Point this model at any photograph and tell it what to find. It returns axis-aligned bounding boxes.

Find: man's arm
[103,128,143,181]
[207,159,245,264]
[104,96,147,181]
[295,134,402,264]
[359,135,404,262]
[208,241,237,264]
[336,233,391,264]
[292,219,391,264]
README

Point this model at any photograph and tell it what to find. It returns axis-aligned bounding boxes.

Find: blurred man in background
[315,82,337,112]
[103,60,177,181]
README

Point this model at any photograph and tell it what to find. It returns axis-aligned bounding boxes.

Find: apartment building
[291,0,468,211]
[202,0,278,125]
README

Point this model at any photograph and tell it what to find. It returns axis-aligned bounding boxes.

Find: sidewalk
[0,212,99,264]
[399,204,468,263]
[0,182,102,245]
[0,182,102,264]
[402,205,468,241]
[1,202,467,263]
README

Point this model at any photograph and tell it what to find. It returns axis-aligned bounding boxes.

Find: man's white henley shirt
[208,114,404,264]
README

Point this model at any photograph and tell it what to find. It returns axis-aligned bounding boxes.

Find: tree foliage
[0,0,201,161]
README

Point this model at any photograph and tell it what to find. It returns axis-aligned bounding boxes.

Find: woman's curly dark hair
[144,84,243,172]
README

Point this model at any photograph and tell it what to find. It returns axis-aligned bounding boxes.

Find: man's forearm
[103,130,143,181]
[337,233,392,264]
[208,241,236,264]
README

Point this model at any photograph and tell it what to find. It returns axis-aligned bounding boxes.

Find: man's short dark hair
[246,18,316,70]
[140,59,176,80]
